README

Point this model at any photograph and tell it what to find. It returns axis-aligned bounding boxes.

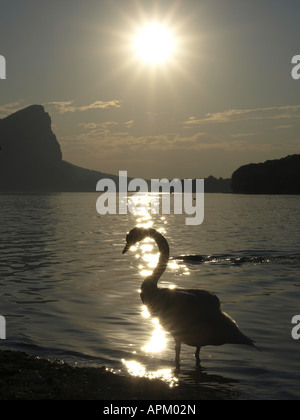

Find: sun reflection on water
[141,308,167,353]
[121,193,189,387]
[128,193,156,229]
[122,359,178,388]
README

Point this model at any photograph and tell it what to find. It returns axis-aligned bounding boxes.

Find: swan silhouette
[122,227,256,368]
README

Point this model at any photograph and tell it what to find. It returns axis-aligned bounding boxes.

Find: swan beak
[122,243,130,254]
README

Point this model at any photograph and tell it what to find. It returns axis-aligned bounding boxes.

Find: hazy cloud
[0,100,26,117]
[46,100,121,114]
[184,105,300,125]
[230,133,256,138]
[124,120,134,128]
[78,122,119,129]
[271,124,293,130]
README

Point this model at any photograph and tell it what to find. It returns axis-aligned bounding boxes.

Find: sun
[134,23,175,64]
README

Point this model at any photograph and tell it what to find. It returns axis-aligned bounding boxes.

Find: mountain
[231,154,300,194]
[0,104,232,193]
[5,105,296,195]
[0,105,118,192]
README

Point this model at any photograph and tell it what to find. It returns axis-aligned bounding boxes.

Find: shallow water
[0,193,299,400]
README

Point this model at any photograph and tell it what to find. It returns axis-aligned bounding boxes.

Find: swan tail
[239,333,260,351]
[249,340,261,351]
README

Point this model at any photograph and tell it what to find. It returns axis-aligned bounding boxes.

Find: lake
[0,192,299,400]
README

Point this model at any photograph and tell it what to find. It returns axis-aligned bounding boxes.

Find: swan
[122,227,256,368]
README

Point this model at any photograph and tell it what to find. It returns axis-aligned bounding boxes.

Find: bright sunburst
[134,23,175,64]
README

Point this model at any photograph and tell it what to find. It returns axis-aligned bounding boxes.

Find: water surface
[0,193,299,399]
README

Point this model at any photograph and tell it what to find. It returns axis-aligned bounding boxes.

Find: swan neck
[142,229,169,290]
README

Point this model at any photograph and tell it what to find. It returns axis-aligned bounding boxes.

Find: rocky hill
[0,105,118,192]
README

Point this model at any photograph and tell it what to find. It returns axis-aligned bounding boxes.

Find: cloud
[59,128,263,154]
[271,124,293,130]
[0,100,26,117]
[77,121,118,129]
[45,99,121,114]
[230,133,256,138]
[184,105,300,125]
[67,133,295,156]
[124,120,134,128]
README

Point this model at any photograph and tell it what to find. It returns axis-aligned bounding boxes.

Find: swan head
[122,227,151,254]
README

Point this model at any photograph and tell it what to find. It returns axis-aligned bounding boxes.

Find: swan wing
[181,288,221,311]
[143,288,222,336]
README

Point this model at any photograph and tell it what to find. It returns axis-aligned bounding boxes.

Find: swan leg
[195,347,201,366]
[175,341,181,368]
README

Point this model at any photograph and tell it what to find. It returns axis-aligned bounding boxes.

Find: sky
[0,0,300,180]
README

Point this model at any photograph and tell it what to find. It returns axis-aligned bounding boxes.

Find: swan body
[122,227,255,367]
